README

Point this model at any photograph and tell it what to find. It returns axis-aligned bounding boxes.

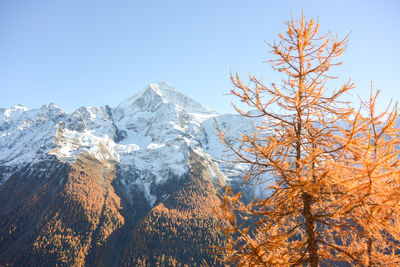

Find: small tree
[217,14,400,266]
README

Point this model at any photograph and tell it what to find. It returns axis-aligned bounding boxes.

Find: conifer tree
[216,14,400,266]
[335,90,400,265]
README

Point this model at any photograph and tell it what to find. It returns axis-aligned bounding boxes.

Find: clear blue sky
[1,0,399,114]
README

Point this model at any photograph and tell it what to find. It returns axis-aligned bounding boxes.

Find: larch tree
[216,14,400,266]
[335,90,400,266]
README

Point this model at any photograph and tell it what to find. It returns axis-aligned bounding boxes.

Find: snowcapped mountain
[0,82,260,204]
[0,82,262,266]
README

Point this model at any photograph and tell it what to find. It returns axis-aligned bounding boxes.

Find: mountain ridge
[0,82,261,266]
[0,82,258,193]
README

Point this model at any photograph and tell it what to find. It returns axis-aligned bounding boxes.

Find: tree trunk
[303,192,318,267]
[367,237,372,267]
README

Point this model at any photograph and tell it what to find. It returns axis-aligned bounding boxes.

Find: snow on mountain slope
[0,82,260,205]
[201,113,263,181]
[117,82,217,115]
[0,104,92,182]
[0,104,66,183]
[0,104,28,123]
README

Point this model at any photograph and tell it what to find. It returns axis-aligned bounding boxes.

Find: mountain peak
[117,82,217,114]
[149,81,175,92]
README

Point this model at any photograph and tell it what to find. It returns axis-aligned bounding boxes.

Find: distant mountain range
[0,82,261,266]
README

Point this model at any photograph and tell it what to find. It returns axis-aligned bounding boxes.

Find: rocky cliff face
[0,82,262,266]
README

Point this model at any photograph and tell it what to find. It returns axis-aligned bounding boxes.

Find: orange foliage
[217,14,400,266]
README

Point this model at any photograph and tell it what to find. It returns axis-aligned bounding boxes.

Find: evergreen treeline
[0,151,226,266]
